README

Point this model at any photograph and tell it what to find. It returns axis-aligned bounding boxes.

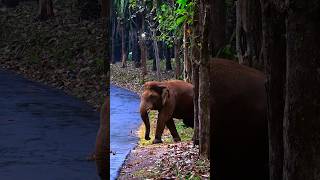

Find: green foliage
[155,0,195,46]
[114,0,128,19]
[216,44,236,59]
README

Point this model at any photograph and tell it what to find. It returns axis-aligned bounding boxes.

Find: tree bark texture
[236,0,262,68]
[121,21,127,68]
[284,0,320,179]
[152,29,161,80]
[260,1,286,179]
[174,38,181,79]
[198,0,211,159]
[191,0,201,146]
[183,23,192,83]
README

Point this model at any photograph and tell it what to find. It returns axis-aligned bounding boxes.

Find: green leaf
[176,15,186,26]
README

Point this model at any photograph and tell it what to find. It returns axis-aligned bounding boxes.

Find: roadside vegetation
[0,0,106,108]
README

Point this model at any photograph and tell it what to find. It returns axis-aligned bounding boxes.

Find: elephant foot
[152,138,163,144]
[145,136,151,140]
[173,137,181,142]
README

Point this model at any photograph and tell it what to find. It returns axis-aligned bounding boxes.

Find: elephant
[208,59,268,180]
[94,97,109,179]
[140,80,194,144]
[140,58,268,180]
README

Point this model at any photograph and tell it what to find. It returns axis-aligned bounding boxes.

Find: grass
[138,110,194,146]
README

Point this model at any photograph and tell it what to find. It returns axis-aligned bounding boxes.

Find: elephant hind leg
[166,118,181,142]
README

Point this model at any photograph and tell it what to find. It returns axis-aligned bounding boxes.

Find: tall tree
[260,0,286,179]
[115,0,129,68]
[174,38,182,79]
[283,0,320,179]
[236,0,262,68]
[37,0,54,20]
[183,23,192,82]
[195,0,216,159]
[138,3,147,77]
[191,1,200,145]
[150,0,161,80]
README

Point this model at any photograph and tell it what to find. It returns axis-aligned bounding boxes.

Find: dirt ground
[118,142,210,180]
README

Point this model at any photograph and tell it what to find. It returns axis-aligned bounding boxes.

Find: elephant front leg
[166,118,181,142]
[153,109,173,144]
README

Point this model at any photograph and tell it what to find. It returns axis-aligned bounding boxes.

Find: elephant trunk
[140,103,151,140]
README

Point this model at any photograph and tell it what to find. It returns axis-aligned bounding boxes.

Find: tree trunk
[198,0,211,159]
[121,22,127,68]
[192,63,200,145]
[283,0,320,179]
[183,23,192,83]
[260,1,286,179]
[191,0,201,146]
[236,0,262,68]
[235,1,245,64]
[111,16,116,64]
[132,30,141,68]
[165,45,172,71]
[37,0,54,20]
[152,29,161,80]
[174,38,181,79]
[152,58,157,71]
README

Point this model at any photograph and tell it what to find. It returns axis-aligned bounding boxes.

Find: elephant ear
[161,87,170,106]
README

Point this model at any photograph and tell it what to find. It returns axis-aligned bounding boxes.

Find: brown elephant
[208,59,268,180]
[95,96,109,179]
[140,58,268,180]
[140,80,194,144]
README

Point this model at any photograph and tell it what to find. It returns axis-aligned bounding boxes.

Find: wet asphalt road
[110,85,141,180]
[0,69,100,180]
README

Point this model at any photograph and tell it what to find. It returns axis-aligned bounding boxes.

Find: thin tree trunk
[235,1,244,64]
[174,38,181,79]
[140,35,147,76]
[260,1,286,179]
[183,23,192,83]
[152,29,161,80]
[165,48,172,71]
[121,23,127,68]
[191,0,201,146]
[132,30,141,68]
[283,0,320,179]
[37,0,54,20]
[192,63,199,145]
[111,17,116,64]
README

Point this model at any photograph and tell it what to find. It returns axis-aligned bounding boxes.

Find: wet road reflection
[0,69,100,180]
[110,85,140,180]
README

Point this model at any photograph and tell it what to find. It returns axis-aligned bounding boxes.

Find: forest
[111,0,320,179]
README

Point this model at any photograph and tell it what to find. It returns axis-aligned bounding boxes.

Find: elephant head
[139,81,170,140]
